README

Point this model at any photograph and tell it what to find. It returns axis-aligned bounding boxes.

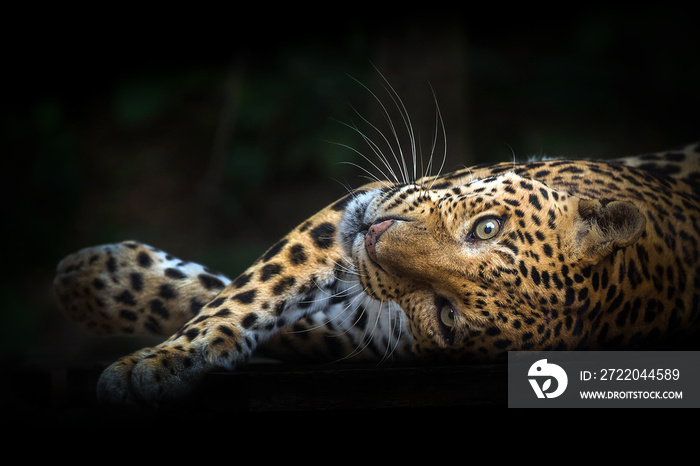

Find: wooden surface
[7,359,508,422]
[196,362,508,412]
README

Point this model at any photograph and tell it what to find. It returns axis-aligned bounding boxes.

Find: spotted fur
[54,141,700,405]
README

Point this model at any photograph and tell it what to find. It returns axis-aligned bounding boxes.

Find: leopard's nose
[364,219,395,263]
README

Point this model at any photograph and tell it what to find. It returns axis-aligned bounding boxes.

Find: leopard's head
[339,171,645,360]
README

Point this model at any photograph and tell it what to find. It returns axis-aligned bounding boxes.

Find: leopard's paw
[97,345,210,406]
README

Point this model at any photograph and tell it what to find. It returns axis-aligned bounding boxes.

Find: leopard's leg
[92,202,357,404]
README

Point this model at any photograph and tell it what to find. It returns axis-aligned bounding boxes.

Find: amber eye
[440,306,455,328]
[474,217,501,240]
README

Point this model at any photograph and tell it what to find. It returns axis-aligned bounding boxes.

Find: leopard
[53,98,700,406]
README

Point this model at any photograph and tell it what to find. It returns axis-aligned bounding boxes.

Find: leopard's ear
[574,199,646,263]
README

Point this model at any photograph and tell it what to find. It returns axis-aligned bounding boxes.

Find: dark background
[4,6,699,369]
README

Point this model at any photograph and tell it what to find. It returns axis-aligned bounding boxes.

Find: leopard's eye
[435,297,457,344]
[440,306,455,329]
[474,217,501,240]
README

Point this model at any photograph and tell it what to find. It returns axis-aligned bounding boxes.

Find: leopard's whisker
[347,73,412,185]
